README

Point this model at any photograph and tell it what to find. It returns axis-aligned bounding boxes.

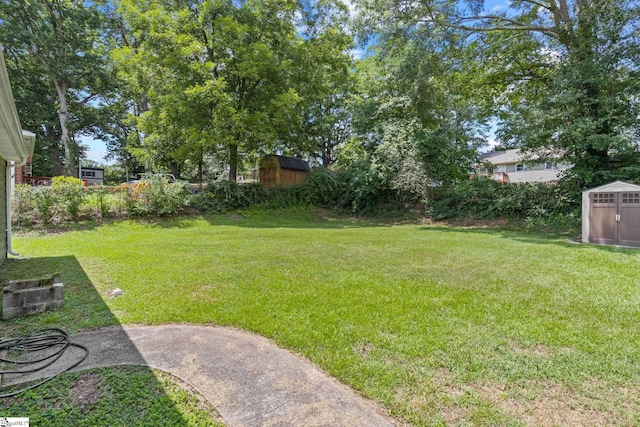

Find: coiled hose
[0,328,88,398]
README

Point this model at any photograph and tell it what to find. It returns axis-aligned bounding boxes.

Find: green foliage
[298,168,339,206]
[197,180,266,213]
[353,0,640,188]
[31,186,57,224]
[86,185,112,218]
[11,184,37,226]
[428,178,581,227]
[128,177,190,216]
[0,366,222,426]
[335,161,398,214]
[199,169,340,212]
[114,0,353,180]
[0,0,111,175]
[51,176,85,221]
[12,181,190,227]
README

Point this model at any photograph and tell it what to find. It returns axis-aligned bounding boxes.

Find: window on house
[82,171,96,178]
[516,164,525,172]
[25,164,32,176]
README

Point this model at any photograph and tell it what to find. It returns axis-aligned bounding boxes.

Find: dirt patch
[431,369,636,426]
[508,341,551,358]
[474,381,610,426]
[69,372,102,408]
[443,218,509,228]
[354,342,375,359]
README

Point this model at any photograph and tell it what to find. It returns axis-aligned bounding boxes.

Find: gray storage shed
[582,181,640,247]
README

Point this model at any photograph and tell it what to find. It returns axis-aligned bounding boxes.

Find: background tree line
[1,0,639,215]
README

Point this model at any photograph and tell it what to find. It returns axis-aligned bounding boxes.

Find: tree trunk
[141,92,149,112]
[198,147,204,187]
[52,77,74,176]
[229,143,238,182]
[170,161,180,178]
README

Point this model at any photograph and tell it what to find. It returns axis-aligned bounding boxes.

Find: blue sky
[81,136,111,164]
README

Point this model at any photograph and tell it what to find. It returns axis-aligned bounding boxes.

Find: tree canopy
[1,0,639,188]
[354,0,640,187]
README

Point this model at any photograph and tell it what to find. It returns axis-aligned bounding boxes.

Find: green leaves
[113,0,352,179]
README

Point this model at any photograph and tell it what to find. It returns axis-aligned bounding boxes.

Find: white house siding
[0,160,6,264]
[480,149,569,183]
[81,168,104,186]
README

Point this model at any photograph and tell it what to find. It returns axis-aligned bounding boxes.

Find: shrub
[31,185,57,224]
[427,177,581,227]
[131,176,190,216]
[198,180,266,213]
[116,183,138,217]
[51,176,85,221]
[296,168,339,207]
[12,184,36,226]
[335,161,398,214]
[86,185,112,218]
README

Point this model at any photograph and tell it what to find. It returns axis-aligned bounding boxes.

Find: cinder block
[2,274,64,320]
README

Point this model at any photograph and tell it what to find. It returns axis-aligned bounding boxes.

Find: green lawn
[3,209,640,425]
[0,366,224,426]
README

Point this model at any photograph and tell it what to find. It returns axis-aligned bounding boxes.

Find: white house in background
[0,48,35,265]
[477,149,570,183]
[81,167,104,186]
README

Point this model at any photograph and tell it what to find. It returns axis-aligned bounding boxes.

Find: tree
[0,0,109,176]
[289,0,354,167]
[116,0,317,181]
[354,0,640,187]
[347,22,484,192]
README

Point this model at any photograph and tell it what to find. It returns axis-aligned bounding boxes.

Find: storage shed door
[590,193,616,245]
[590,192,640,247]
[619,192,640,247]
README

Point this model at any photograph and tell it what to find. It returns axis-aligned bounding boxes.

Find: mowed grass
[3,209,640,425]
[0,366,224,426]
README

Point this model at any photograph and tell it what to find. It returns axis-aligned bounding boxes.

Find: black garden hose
[0,328,88,398]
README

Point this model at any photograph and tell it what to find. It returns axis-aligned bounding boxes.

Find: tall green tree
[0,0,108,176]
[349,45,483,192]
[354,0,640,187]
[290,0,354,167]
[117,0,320,181]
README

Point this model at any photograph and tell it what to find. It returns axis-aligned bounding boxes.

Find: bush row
[12,170,582,230]
[196,168,402,215]
[427,177,582,227]
[197,170,581,228]
[12,176,190,226]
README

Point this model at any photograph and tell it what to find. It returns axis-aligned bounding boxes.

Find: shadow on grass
[144,209,396,230]
[417,224,640,253]
[0,256,200,426]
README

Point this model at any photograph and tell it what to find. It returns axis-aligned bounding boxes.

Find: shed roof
[582,181,640,193]
[268,155,310,172]
[482,149,523,164]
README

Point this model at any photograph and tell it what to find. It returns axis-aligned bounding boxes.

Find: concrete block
[2,274,63,320]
